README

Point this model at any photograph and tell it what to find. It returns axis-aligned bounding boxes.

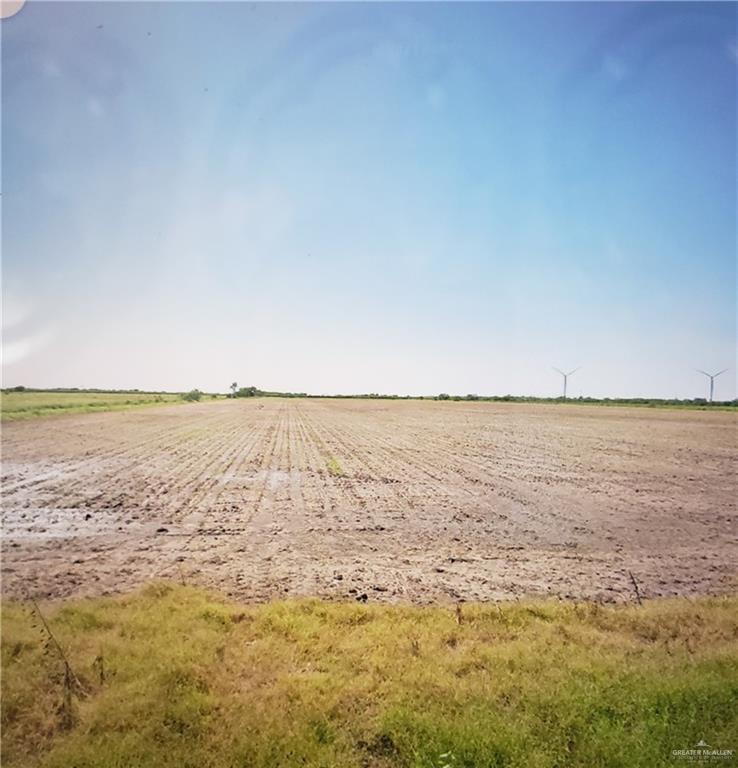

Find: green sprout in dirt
[326,456,344,477]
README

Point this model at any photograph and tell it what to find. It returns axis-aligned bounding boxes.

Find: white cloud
[2,329,54,367]
[2,290,34,329]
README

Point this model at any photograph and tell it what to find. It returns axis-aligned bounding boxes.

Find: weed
[27,600,88,730]
[326,456,344,477]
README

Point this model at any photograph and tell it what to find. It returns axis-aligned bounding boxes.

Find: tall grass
[1,392,184,421]
[2,585,736,767]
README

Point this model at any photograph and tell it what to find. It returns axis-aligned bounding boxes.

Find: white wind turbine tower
[696,369,728,403]
[553,366,580,399]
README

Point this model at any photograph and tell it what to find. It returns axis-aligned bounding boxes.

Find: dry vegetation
[2,584,737,768]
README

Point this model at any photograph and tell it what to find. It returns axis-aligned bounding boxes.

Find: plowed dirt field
[2,398,735,602]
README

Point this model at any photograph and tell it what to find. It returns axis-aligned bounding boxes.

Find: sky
[2,1,736,398]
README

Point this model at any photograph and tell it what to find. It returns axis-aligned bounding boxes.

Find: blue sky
[2,1,736,398]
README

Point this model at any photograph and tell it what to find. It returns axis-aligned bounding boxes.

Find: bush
[437,393,450,400]
[182,390,202,402]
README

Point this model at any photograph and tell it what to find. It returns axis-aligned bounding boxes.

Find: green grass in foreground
[2,585,736,768]
[0,391,187,421]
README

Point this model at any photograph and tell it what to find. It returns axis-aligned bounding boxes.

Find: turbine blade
[714,369,728,378]
[567,367,581,376]
[552,367,565,376]
[696,370,710,378]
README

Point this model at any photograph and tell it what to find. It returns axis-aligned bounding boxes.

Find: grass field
[0,391,187,420]
[1,584,736,768]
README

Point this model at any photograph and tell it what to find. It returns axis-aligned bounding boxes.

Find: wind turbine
[553,367,580,399]
[696,369,728,403]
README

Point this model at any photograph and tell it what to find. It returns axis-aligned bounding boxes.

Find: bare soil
[1,399,736,603]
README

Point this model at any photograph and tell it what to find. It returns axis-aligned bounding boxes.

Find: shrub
[182,390,202,402]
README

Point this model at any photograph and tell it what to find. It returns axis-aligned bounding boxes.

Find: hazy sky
[2,1,736,398]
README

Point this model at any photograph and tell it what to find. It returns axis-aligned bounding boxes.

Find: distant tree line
[6,385,735,409]
[2,386,175,395]
[227,382,308,398]
[232,386,260,398]
[219,386,736,407]
[230,386,308,398]
[432,394,737,407]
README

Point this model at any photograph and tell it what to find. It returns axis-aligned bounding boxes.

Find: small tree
[230,382,238,398]
[182,389,202,402]
[437,393,450,400]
